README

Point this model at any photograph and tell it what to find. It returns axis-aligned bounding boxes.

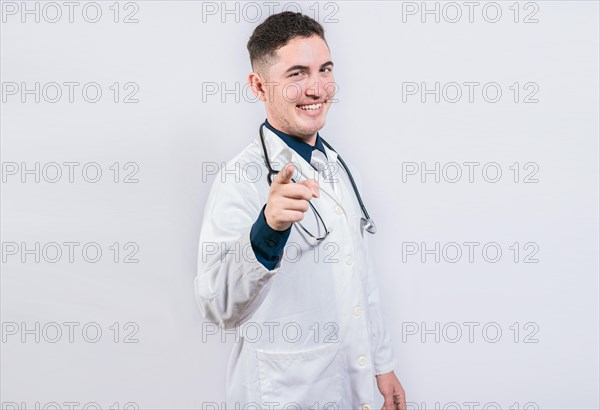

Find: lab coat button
[335,205,343,215]
[361,405,372,410]
[345,255,353,266]
[353,305,362,317]
[357,356,367,366]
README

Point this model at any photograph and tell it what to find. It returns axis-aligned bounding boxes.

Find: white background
[1,1,599,409]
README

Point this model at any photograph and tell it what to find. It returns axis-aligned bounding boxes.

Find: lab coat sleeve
[365,243,398,375]
[350,163,398,375]
[194,159,281,329]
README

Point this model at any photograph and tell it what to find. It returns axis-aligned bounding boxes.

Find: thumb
[275,163,295,184]
[297,179,320,198]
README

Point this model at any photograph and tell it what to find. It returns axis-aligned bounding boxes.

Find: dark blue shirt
[264,118,328,163]
[250,119,327,270]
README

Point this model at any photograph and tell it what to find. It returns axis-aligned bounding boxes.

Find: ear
[247,71,267,102]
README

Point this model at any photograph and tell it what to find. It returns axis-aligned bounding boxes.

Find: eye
[321,67,333,73]
[289,72,302,77]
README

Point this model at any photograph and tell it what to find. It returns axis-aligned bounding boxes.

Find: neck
[266,118,317,146]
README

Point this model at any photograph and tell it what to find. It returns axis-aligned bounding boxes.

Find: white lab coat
[195,125,397,409]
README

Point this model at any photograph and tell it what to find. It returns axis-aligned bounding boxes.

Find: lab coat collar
[263,118,329,163]
[256,124,342,207]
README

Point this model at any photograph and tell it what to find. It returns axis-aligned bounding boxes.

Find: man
[195,12,406,410]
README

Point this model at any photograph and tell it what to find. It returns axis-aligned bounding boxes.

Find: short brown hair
[247,12,327,77]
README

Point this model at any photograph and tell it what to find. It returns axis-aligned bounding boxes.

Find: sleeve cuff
[374,359,398,376]
[250,204,292,270]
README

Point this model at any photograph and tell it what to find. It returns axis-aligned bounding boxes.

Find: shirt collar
[264,118,328,164]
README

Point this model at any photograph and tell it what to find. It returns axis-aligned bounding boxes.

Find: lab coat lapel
[256,126,343,208]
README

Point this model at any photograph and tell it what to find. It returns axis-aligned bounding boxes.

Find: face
[248,35,336,144]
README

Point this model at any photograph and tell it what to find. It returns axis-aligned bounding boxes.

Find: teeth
[299,103,322,110]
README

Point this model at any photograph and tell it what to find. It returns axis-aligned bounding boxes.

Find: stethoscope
[259,123,377,237]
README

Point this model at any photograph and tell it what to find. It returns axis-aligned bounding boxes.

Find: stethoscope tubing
[259,123,374,230]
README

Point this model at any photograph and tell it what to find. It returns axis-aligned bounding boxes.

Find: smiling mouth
[297,101,325,111]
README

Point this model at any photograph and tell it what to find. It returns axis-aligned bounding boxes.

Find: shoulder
[205,140,267,204]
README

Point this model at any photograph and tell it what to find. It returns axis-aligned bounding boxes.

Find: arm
[194,162,318,329]
[365,220,406,409]
[351,166,406,409]
[194,164,281,329]
[341,160,398,373]
[250,204,292,270]
[365,243,398,375]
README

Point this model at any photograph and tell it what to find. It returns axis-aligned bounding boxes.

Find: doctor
[195,11,406,410]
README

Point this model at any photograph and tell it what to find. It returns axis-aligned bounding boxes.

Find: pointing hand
[264,163,320,231]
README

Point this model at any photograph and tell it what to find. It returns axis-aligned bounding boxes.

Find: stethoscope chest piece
[361,218,377,234]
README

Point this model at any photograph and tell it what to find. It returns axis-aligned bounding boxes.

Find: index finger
[274,163,294,185]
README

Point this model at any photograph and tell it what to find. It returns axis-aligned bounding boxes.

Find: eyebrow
[284,61,334,74]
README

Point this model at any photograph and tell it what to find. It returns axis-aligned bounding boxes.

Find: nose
[304,73,332,99]
[305,77,336,102]
[305,79,322,99]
